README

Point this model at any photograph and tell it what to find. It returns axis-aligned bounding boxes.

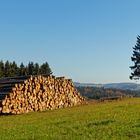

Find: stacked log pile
[0,75,85,114]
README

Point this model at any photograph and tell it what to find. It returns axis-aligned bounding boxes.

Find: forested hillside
[76,86,140,99]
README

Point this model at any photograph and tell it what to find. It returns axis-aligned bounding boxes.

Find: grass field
[0,98,140,140]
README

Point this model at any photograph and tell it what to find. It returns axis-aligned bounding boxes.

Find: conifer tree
[19,62,26,76]
[40,62,52,75]
[10,61,18,77]
[0,60,4,78]
[0,60,52,78]
[27,62,34,75]
[130,35,140,80]
[4,60,10,77]
[34,63,40,75]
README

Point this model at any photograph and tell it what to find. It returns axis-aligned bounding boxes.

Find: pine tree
[10,61,18,77]
[0,60,52,77]
[39,62,52,75]
[0,60,4,78]
[27,62,34,75]
[34,63,40,75]
[19,62,26,76]
[130,35,140,80]
[4,60,10,77]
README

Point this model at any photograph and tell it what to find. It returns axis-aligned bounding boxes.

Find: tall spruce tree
[4,60,10,77]
[27,62,34,75]
[0,60,4,78]
[10,61,18,77]
[19,62,26,76]
[130,35,140,80]
[34,63,40,75]
[39,62,52,75]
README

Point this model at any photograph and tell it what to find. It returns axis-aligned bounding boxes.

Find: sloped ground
[0,98,139,140]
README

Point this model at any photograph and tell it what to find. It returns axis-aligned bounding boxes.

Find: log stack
[0,75,85,114]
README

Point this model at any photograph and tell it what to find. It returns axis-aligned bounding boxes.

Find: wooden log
[0,75,85,114]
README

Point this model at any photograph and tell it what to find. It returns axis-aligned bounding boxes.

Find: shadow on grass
[87,120,115,127]
[133,124,140,128]
[0,113,13,116]
[126,131,140,139]
[54,120,68,125]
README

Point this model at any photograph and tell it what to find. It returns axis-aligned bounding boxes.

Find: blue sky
[0,0,140,83]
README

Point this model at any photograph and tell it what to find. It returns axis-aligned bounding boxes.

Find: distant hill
[104,83,140,91]
[74,82,102,88]
[74,82,140,91]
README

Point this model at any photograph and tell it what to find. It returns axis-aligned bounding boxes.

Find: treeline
[76,86,140,99]
[0,60,52,78]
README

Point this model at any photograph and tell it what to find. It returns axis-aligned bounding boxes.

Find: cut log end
[0,75,86,114]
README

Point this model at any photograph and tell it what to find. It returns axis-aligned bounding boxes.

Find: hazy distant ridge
[74,82,140,91]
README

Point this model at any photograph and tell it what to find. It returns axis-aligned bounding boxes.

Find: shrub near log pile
[0,76,85,114]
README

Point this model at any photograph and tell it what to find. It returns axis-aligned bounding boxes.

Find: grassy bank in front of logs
[0,98,140,140]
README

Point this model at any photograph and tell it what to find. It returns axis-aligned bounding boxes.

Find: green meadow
[0,98,140,140]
